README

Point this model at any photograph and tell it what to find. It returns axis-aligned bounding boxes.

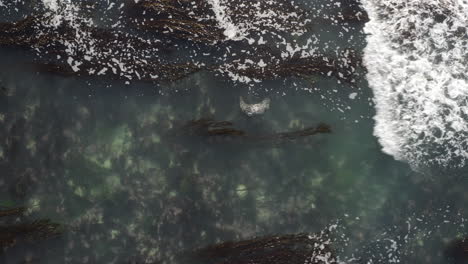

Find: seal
[239,96,270,116]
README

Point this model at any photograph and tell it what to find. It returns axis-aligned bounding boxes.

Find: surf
[362,0,468,168]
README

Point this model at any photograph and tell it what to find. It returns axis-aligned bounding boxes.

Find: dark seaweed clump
[174,118,331,146]
[190,233,337,264]
[0,207,62,253]
[0,0,365,85]
[445,237,468,264]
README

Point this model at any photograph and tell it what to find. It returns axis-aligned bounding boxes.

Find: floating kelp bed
[173,118,331,146]
[191,233,337,264]
[220,49,362,84]
[0,16,204,82]
[0,207,61,253]
[0,0,364,86]
[0,16,360,84]
[127,0,224,43]
[128,0,311,43]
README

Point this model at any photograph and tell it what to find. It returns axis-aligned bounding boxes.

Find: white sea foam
[207,0,247,40]
[42,0,59,12]
[39,0,131,77]
[42,0,82,27]
[206,0,311,43]
[362,0,468,168]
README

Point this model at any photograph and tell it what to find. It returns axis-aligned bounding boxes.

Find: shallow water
[0,1,467,264]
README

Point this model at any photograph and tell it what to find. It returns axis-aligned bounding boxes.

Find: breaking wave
[362,0,468,168]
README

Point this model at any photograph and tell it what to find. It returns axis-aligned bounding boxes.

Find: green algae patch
[64,154,124,203]
[66,155,111,181]
[108,125,132,157]
[89,123,133,158]
[137,158,160,173]
[67,123,134,184]
[88,174,123,201]
[236,184,248,199]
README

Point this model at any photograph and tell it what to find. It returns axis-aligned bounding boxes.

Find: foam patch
[362,0,468,168]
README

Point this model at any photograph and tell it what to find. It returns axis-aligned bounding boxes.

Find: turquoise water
[0,1,467,263]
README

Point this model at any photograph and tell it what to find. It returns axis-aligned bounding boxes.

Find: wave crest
[362,0,468,168]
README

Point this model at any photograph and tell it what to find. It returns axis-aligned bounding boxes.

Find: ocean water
[0,0,467,264]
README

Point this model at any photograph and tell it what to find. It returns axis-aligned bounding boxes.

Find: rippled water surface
[0,0,467,263]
